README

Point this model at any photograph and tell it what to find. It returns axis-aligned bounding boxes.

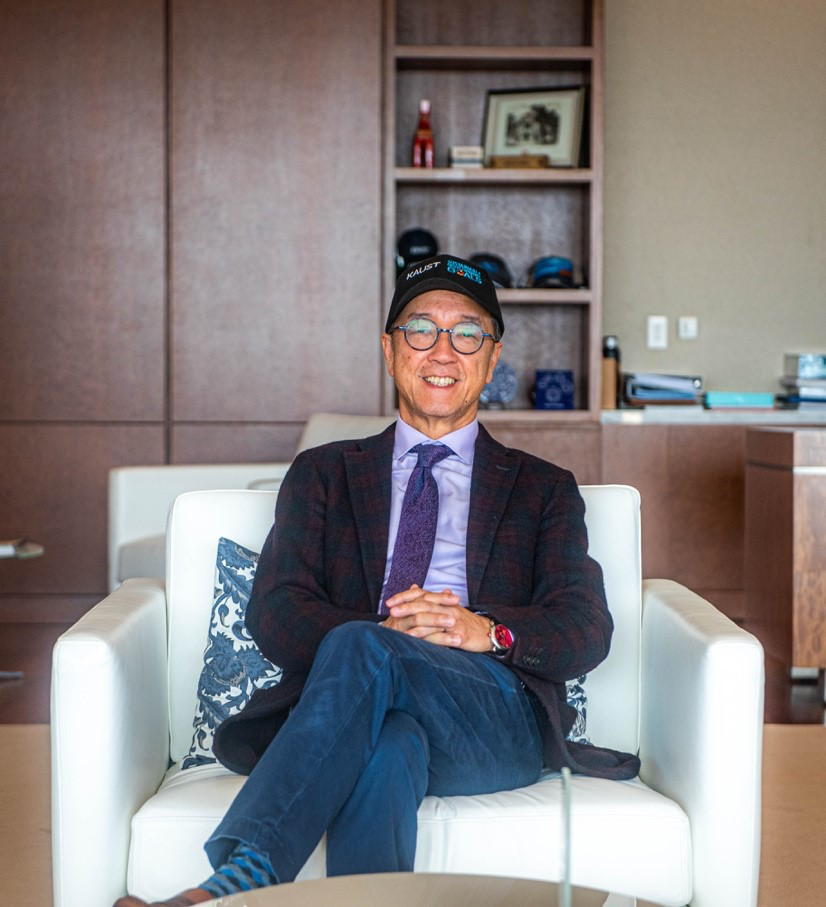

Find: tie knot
[413,443,452,470]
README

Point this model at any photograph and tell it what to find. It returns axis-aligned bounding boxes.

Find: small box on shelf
[448,145,484,168]
[533,369,574,410]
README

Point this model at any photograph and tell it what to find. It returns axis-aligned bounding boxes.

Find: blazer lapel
[344,424,395,609]
[466,426,519,605]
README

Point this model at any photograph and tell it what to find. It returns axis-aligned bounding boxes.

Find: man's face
[381,290,502,439]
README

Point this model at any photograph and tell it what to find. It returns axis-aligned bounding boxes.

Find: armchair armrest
[51,579,170,907]
[640,579,764,907]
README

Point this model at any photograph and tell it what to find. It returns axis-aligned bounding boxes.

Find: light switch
[678,316,699,340]
[646,315,668,350]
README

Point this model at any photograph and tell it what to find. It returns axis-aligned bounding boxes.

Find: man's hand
[382,585,492,652]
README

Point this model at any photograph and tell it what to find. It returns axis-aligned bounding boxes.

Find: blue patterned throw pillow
[182,537,282,770]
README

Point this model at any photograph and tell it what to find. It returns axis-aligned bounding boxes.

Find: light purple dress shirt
[378,416,477,610]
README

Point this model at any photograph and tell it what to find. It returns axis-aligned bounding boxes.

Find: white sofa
[107,414,395,591]
[52,483,764,907]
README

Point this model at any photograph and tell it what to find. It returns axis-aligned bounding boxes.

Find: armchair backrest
[167,489,279,763]
[296,413,396,453]
[108,463,290,591]
[578,484,642,755]
[165,484,641,764]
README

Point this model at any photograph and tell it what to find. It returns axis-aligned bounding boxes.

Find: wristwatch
[488,619,514,655]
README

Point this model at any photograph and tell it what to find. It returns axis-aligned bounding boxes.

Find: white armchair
[52,484,764,907]
[107,413,395,591]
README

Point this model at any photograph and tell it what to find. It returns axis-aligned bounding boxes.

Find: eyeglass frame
[388,317,499,355]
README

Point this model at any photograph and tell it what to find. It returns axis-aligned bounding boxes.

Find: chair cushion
[182,538,282,769]
[127,766,691,906]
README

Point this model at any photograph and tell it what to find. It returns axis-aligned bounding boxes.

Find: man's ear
[485,341,502,384]
[380,332,395,378]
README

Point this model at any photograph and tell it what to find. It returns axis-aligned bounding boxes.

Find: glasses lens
[450,322,484,353]
[403,318,437,350]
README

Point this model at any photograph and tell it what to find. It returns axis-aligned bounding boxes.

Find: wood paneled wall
[0,0,787,628]
[0,1,167,620]
[0,0,382,621]
[169,0,383,425]
[0,0,167,424]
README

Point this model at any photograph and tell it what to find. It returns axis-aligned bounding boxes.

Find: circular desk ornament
[480,361,518,409]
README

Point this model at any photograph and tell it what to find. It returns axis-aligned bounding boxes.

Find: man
[116,253,638,907]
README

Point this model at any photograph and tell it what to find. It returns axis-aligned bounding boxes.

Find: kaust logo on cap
[405,260,442,280]
[386,253,505,338]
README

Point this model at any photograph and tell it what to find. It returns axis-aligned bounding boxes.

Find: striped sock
[200,842,278,897]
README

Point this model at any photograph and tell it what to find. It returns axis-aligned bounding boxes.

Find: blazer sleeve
[475,467,613,684]
[245,449,383,674]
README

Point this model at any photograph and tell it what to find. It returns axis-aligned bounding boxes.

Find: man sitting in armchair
[117,253,638,907]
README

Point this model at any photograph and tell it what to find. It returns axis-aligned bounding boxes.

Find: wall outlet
[646,315,668,350]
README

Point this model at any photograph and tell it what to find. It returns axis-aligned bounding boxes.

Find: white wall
[604,0,826,392]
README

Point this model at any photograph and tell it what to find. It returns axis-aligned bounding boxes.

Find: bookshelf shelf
[395,167,594,185]
[496,288,592,305]
[395,44,596,68]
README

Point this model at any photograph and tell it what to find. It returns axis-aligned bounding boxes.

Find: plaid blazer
[214,423,639,780]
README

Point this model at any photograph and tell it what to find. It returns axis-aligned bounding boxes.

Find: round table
[208,873,659,906]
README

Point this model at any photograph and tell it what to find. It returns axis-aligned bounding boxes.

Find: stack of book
[623,372,703,406]
[777,353,826,409]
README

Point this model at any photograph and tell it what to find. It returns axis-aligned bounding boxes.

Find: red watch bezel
[493,623,514,651]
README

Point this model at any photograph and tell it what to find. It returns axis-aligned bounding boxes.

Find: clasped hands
[382,585,492,652]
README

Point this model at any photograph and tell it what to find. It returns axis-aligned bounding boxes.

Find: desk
[744,428,826,668]
[209,873,663,906]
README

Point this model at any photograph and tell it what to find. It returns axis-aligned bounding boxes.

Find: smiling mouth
[423,376,457,387]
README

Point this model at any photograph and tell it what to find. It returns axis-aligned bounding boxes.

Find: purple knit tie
[380,443,453,614]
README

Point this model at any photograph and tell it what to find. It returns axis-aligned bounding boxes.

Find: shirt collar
[393,416,478,466]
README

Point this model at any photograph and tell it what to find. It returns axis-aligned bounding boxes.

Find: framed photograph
[482,87,586,167]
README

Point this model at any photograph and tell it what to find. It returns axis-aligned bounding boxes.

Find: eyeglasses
[390,317,497,355]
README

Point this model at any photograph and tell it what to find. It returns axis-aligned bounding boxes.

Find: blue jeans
[205,621,544,882]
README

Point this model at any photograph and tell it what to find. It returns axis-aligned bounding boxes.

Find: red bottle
[412,99,434,168]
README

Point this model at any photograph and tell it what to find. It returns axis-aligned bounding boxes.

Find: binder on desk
[623,372,703,405]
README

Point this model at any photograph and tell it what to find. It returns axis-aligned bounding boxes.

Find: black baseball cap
[396,228,439,271]
[385,253,505,338]
[469,252,514,289]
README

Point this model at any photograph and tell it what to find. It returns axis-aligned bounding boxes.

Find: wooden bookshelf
[383,0,604,420]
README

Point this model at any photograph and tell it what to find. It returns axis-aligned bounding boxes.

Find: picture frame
[481,87,586,168]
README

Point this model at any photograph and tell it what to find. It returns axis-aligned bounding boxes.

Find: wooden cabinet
[601,423,747,621]
[383,0,604,419]
[745,428,826,667]
[485,420,602,484]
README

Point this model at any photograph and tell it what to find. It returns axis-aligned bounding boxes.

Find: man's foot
[113,888,215,906]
